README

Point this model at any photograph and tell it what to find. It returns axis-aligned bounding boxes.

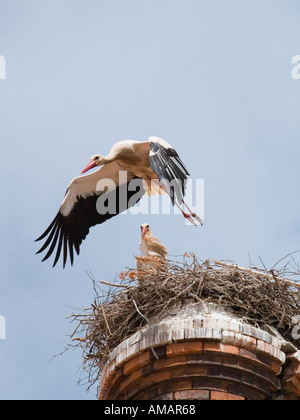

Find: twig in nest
[100,303,112,337]
[214,260,300,289]
[131,298,159,360]
[271,250,300,270]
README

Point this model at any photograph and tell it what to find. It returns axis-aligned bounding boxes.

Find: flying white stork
[36,136,202,268]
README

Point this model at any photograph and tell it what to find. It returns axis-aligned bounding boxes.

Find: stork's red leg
[149,179,198,226]
[174,202,197,226]
[182,199,203,226]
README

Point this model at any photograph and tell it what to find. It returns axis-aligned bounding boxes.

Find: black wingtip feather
[63,235,68,269]
[36,177,145,268]
[35,214,59,242]
[52,228,64,268]
[41,223,61,263]
[36,222,59,255]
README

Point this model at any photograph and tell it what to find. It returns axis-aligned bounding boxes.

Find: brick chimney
[98,303,300,400]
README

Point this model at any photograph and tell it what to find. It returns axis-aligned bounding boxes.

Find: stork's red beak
[81,161,97,174]
[142,226,149,236]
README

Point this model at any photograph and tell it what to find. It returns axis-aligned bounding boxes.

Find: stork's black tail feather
[149,138,189,205]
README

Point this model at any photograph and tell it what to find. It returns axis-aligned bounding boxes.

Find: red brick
[237,355,258,373]
[221,343,240,356]
[204,341,239,356]
[139,388,159,400]
[192,377,228,392]
[141,370,171,389]
[187,353,223,365]
[126,383,141,400]
[103,367,125,399]
[123,350,151,375]
[153,392,174,400]
[289,376,300,396]
[103,368,118,389]
[167,341,203,356]
[158,379,192,395]
[211,391,245,400]
[153,355,187,371]
[119,368,144,393]
[239,347,276,374]
[256,351,273,367]
[174,389,209,400]
[143,363,153,376]
[222,367,244,383]
[228,383,266,400]
[203,342,221,353]
[170,365,207,379]
[239,348,258,362]
[106,384,122,400]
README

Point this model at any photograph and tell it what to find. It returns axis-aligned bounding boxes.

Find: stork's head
[140,223,151,237]
[81,155,104,174]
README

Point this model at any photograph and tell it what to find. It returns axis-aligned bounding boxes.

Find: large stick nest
[70,254,300,388]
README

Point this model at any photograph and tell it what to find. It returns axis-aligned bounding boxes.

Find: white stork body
[100,140,158,187]
[36,136,202,268]
[139,223,168,259]
[136,223,168,274]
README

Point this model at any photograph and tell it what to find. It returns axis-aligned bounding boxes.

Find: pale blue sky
[1,0,300,399]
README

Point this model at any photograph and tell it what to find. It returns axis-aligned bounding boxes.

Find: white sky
[0,0,300,399]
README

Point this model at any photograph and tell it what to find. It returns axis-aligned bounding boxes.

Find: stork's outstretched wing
[36,162,145,268]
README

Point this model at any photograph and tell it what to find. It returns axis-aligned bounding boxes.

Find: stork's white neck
[139,238,149,257]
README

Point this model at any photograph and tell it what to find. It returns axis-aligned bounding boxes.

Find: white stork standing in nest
[136,223,168,274]
[139,223,168,259]
[36,136,203,268]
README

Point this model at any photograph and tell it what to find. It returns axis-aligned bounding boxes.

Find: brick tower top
[71,257,300,400]
[98,302,300,400]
